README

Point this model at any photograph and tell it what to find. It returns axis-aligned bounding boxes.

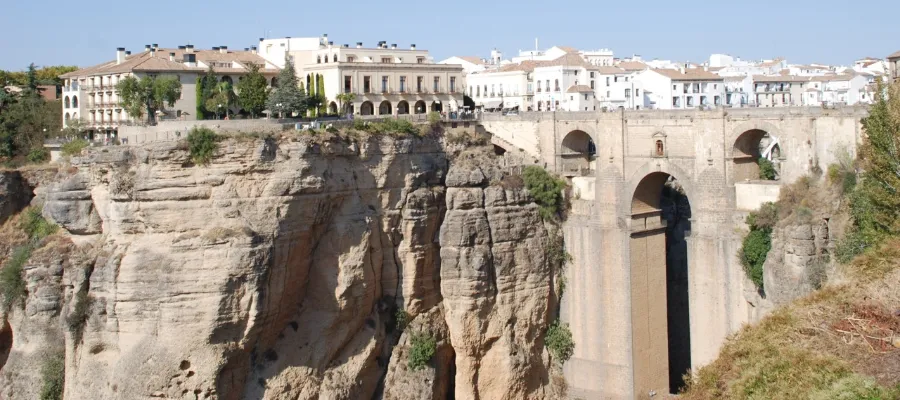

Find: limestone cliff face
[763,220,831,305]
[0,135,557,399]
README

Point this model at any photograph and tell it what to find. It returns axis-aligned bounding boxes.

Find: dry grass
[682,240,900,399]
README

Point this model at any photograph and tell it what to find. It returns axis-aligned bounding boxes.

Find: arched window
[333,54,337,62]
[655,140,665,157]
[72,95,78,107]
[64,96,70,108]
[65,112,70,121]
[317,56,321,64]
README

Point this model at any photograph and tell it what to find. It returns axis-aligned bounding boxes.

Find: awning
[480,100,502,108]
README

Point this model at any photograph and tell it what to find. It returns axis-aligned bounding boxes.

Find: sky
[2,0,899,71]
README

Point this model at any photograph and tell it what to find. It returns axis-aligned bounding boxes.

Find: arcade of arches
[356,99,438,116]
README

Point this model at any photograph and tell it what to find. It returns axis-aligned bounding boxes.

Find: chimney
[116,47,126,65]
[186,44,194,54]
[152,43,159,50]
[144,44,151,52]
[391,43,397,49]
[410,44,416,50]
[169,52,175,62]
[343,44,349,48]
[212,47,220,51]
[125,51,132,56]
[251,46,257,54]
[259,37,264,42]
[219,46,228,54]
[357,42,363,49]
[328,41,334,47]
[244,47,249,51]
[178,45,186,50]
[183,53,197,67]
[150,47,156,57]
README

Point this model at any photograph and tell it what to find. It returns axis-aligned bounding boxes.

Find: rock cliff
[0,133,560,399]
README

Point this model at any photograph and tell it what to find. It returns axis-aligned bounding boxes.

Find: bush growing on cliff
[408,332,437,371]
[0,245,31,309]
[39,352,65,400]
[740,206,774,292]
[186,126,220,165]
[523,166,567,220]
[21,207,57,241]
[545,320,574,364]
[60,138,88,157]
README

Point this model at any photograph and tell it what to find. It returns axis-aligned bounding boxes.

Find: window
[433,77,440,92]
[476,86,481,97]
[333,54,337,62]
[347,56,355,62]
[417,76,424,92]
[574,70,579,76]
[606,91,610,98]
[382,76,389,92]
[606,77,610,86]
[344,76,352,93]
[450,77,456,92]
[655,140,665,157]
[584,93,589,100]
[381,57,392,64]
[554,79,559,91]
[714,95,722,105]
[625,77,629,82]
[491,84,495,96]
[614,76,619,83]
[625,89,631,98]
[400,76,406,92]
[317,56,321,64]
[590,71,595,78]
[570,96,574,101]
[673,84,677,91]
[417,57,425,64]
[364,76,371,93]
[700,95,707,105]
[673,97,680,107]
[590,80,595,89]
[498,83,502,95]
[713,84,717,89]
[324,55,328,63]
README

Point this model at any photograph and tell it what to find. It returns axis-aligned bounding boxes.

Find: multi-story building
[805,74,871,106]
[888,51,900,82]
[723,75,752,107]
[259,35,464,115]
[438,56,488,74]
[751,75,809,107]
[60,44,279,136]
[466,61,536,111]
[636,68,725,109]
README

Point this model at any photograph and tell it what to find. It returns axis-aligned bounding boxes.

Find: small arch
[221,76,233,85]
[655,140,665,157]
[431,101,443,113]
[414,100,427,114]
[732,129,768,181]
[72,112,78,120]
[72,95,78,107]
[378,100,392,115]
[360,101,374,116]
[560,130,596,175]
[65,112,70,121]
[397,100,410,115]
[271,77,278,87]
[328,102,338,114]
[64,96,70,108]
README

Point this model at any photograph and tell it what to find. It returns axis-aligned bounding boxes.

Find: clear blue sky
[2,0,898,71]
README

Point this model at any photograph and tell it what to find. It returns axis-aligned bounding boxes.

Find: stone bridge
[480,107,867,399]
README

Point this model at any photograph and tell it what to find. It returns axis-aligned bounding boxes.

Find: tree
[336,92,356,116]
[237,63,268,118]
[316,74,327,115]
[205,82,236,119]
[116,75,182,124]
[266,57,306,118]
[0,90,61,160]
[25,63,38,93]
[196,66,219,120]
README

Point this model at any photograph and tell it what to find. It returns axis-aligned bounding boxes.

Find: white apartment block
[723,76,753,107]
[259,35,464,115]
[60,44,279,136]
[804,74,871,106]
[636,68,725,110]
[751,75,809,107]
[466,63,533,111]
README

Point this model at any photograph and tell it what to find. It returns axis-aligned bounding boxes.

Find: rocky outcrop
[763,220,831,305]
[0,134,557,399]
[0,171,33,225]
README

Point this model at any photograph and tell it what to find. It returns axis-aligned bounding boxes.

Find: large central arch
[630,171,693,396]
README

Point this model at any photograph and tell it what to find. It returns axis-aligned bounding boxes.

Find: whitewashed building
[439,56,487,74]
[806,74,871,106]
[723,75,753,107]
[636,68,725,110]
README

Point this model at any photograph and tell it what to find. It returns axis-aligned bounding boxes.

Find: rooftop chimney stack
[169,52,175,62]
[183,53,197,67]
[144,44,151,52]
[178,45,186,50]
[410,44,416,50]
[116,47,126,65]
[391,43,397,49]
[186,44,194,54]
[125,51,131,56]
[152,43,159,50]
[220,46,228,54]
[356,42,363,49]
[212,47,220,51]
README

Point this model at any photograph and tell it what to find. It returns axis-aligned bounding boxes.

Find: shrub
[186,127,220,165]
[27,148,49,163]
[827,163,857,195]
[746,202,778,230]
[61,139,89,157]
[407,332,437,371]
[834,230,873,264]
[0,246,30,309]
[545,320,574,364]
[523,166,567,220]
[394,309,409,332]
[427,111,441,126]
[39,353,65,400]
[372,119,420,137]
[740,228,771,291]
[758,157,776,180]
[20,207,57,242]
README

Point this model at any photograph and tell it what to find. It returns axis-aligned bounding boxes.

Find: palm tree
[336,92,356,117]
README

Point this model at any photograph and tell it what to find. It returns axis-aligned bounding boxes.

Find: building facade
[636,68,725,110]
[60,45,279,136]
[888,51,900,82]
[259,35,464,115]
[751,75,808,107]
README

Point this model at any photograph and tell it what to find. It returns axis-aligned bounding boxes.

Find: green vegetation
[427,111,441,126]
[186,127,220,165]
[407,332,437,371]
[204,82,236,120]
[0,65,78,87]
[740,203,776,291]
[237,63,269,118]
[0,246,31,309]
[60,138,89,157]
[758,157,776,180]
[267,57,307,118]
[545,320,574,364]
[39,352,65,400]
[350,118,421,137]
[21,207,58,241]
[0,68,62,162]
[27,147,49,163]
[394,309,409,332]
[196,66,219,120]
[336,93,356,116]
[522,166,567,220]
[116,75,182,124]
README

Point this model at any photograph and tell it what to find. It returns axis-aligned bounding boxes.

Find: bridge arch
[730,121,784,182]
[559,129,597,176]
[627,165,694,396]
